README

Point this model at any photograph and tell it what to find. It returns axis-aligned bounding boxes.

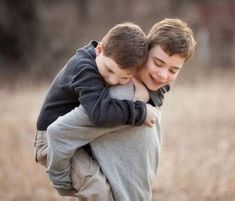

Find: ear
[95,42,103,56]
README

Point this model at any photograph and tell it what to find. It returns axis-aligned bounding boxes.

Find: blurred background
[0,0,235,200]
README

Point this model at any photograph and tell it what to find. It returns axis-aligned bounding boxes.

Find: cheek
[100,68,109,78]
[147,62,158,75]
[98,67,104,76]
[168,73,178,83]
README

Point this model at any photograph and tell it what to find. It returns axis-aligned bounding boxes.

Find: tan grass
[152,78,235,201]
[0,85,73,201]
[0,77,234,201]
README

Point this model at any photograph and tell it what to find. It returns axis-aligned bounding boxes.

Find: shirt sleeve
[70,63,146,126]
[149,85,170,106]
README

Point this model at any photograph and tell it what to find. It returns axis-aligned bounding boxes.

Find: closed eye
[106,67,113,73]
[153,58,163,67]
[169,69,177,74]
[154,62,163,67]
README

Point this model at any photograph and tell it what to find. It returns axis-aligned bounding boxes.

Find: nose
[157,68,168,81]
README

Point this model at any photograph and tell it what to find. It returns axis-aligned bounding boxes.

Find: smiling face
[95,44,134,85]
[137,45,185,91]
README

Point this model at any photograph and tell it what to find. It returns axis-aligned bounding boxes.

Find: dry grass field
[0,75,234,201]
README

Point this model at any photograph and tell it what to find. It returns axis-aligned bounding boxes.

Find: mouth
[105,80,118,86]
[149,74,163,87]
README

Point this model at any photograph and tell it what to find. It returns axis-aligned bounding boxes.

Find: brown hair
[101,22,148,71]
[147,18,196,62]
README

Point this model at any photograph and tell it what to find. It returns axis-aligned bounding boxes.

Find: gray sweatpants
[34,130,114,201]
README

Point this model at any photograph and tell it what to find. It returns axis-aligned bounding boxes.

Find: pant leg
[33,129,114,200]
[46,106,125,190]
[71,150,114,201]
[34,130,48,167]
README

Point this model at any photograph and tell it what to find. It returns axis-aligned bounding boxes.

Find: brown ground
[1,77,234,201]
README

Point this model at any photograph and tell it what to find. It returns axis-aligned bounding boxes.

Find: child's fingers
[151,118,156,125]
[146,118,156,127]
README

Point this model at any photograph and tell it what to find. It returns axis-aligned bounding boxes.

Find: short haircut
[147,18,196,62]
[102,23,148,71]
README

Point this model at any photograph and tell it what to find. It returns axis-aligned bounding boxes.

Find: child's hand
[132,77,149,103]
[145,104,158,127]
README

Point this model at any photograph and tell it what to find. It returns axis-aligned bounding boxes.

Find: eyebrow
[154,57,181,70]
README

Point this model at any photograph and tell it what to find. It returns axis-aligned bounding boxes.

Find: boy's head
[95,22,148,85]
[137,18,197,91]
[147,18,196,62]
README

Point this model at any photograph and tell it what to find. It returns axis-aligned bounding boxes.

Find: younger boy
[35,22,166,198]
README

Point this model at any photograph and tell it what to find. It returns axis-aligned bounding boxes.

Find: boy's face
[95,43,134,85]
[137,45,185,91]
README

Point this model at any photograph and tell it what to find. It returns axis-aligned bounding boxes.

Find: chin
[151,87,160,91]
[152,84,163,91]
[146,84,157,91]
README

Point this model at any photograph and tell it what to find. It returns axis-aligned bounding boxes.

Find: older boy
[47,18,196,201]
[35,22,166,199]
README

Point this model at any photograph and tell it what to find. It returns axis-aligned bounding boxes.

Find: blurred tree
[74,0,90,23]
[0,0,40,69]
[169,0,182,16]
[0,0,234,82]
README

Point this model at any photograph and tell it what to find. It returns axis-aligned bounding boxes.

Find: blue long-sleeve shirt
[37,41,169,130]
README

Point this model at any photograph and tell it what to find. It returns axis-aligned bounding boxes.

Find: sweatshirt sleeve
[46,82,137,192]
[70,63,146,126]
[149,85,170,107]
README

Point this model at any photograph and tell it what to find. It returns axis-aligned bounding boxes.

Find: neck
[134,72,143,83]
